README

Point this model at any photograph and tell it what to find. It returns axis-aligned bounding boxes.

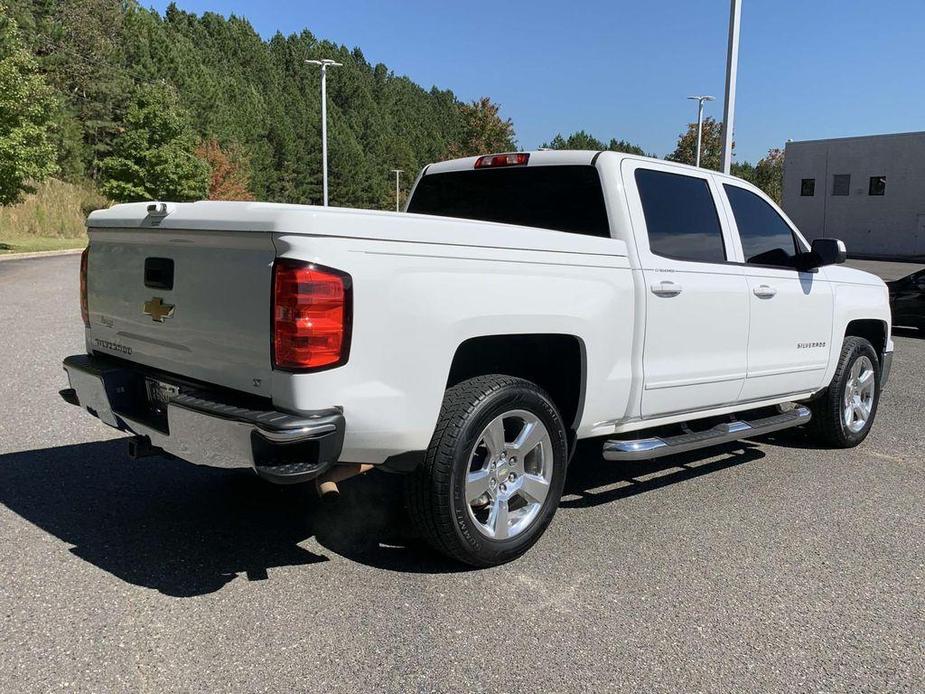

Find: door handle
[753,284,777,299]
[650,280,682,297]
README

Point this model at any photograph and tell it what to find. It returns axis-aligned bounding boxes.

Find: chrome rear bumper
[61,354,344,483]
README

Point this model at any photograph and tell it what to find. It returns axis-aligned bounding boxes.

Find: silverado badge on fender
[143,297,175,322]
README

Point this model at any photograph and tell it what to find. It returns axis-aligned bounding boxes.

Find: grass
[0,178,108,255]
[0,236,89,254]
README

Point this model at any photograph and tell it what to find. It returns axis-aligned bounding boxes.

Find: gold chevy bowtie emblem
[143,297,175,322]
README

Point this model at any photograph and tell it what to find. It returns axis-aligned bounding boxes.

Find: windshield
[407,165,611,238]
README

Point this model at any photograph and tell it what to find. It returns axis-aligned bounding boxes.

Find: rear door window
[407,165,610,237]
[634,169,726,263]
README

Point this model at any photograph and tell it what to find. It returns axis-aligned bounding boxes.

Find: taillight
[474,153,529,169]
[272,259,352,371]
[79,247,89,327]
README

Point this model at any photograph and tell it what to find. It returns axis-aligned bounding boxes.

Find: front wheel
[406,375,568,567]
[808,336,881,448]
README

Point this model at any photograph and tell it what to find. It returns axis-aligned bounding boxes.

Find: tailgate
[86,228,276,397]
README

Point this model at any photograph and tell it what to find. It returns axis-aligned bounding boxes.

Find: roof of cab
[422,148,731,179]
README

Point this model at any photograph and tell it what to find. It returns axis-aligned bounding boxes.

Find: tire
[808,336,881,448]
[406,375,568,567]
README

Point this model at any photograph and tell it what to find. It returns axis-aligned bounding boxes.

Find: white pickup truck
[62,150,893,566]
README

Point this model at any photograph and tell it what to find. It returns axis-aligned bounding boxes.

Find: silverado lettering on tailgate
[93,338,132,356]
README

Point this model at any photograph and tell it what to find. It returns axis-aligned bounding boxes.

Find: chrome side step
[602,405,812,462]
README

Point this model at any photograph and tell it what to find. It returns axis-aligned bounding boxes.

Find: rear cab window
[407,165,611,238]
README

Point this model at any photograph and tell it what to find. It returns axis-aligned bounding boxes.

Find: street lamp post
[687,95,715,168]
[720,0,742,174]
[390,169,403,212]
[305,58,342,206]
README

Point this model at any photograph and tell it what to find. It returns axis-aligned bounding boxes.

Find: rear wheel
[808,336,881,448]
[406,375,568,567]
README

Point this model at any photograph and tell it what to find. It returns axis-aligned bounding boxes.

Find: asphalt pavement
[1,255,923,693]
[845,258,924,282]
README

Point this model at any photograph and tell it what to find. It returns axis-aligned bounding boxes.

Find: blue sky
[148,0,925,163]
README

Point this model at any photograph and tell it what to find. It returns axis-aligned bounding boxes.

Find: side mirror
[802,238,847,269]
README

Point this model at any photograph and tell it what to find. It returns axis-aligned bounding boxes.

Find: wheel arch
[844,318,889,363]
[445,333,587,440]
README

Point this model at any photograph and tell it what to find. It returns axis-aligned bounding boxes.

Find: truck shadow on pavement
[561,439,767,508]
[0,439,468,597]
[0,435,775,596]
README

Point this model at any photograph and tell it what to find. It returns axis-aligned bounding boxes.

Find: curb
[0,247,85,262]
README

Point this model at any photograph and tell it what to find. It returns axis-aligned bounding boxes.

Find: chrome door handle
[753,284,777,299]
[650,280,682,297]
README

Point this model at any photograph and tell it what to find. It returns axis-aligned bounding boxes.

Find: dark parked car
[888,269,925,331]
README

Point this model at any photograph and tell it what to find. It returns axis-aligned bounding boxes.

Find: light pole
[720,0,742,174]
[390,169,403,212]
[687,95,715,168]
[305,58,342,206]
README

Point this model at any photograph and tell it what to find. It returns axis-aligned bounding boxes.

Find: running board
[602,406,812,462]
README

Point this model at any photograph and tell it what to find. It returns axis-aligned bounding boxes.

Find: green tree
[447,97,516,158]
[667,116,728,171]
[43,0,130,179]
[0,6,57,205]
[101,83,209,202]
[752,147,784,204]
[731,160,755,182]
[730,148,784,203]
[4,3,519,209]
[541,130,650,156]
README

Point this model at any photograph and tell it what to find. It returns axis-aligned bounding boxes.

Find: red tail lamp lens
[474,153,530,169]
[272,259,352,370]
[80,247,89,327]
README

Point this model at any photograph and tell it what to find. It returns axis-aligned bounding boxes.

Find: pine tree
[542,131,650,156]
[4,4,521,210]
[0,6,57,204]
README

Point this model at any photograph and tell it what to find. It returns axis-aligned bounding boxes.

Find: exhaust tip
[314,463,374,500]
[317,479,341,502]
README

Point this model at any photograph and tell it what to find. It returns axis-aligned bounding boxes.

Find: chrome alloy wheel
[843,355,876,434]
[464,410,553,540]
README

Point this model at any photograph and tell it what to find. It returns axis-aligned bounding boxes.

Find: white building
[782,131,925,259]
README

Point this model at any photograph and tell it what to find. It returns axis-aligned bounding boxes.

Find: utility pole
[719,0,742,174]
[391,169,404,212]
[687,95,715,167]
[305,58,342,206]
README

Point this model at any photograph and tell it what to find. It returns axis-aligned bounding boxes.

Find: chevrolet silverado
[61,150,893,566]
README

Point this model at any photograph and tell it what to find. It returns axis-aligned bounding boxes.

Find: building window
[832,174,851,196]
[800,178,815,196]
[869,176,886,196]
